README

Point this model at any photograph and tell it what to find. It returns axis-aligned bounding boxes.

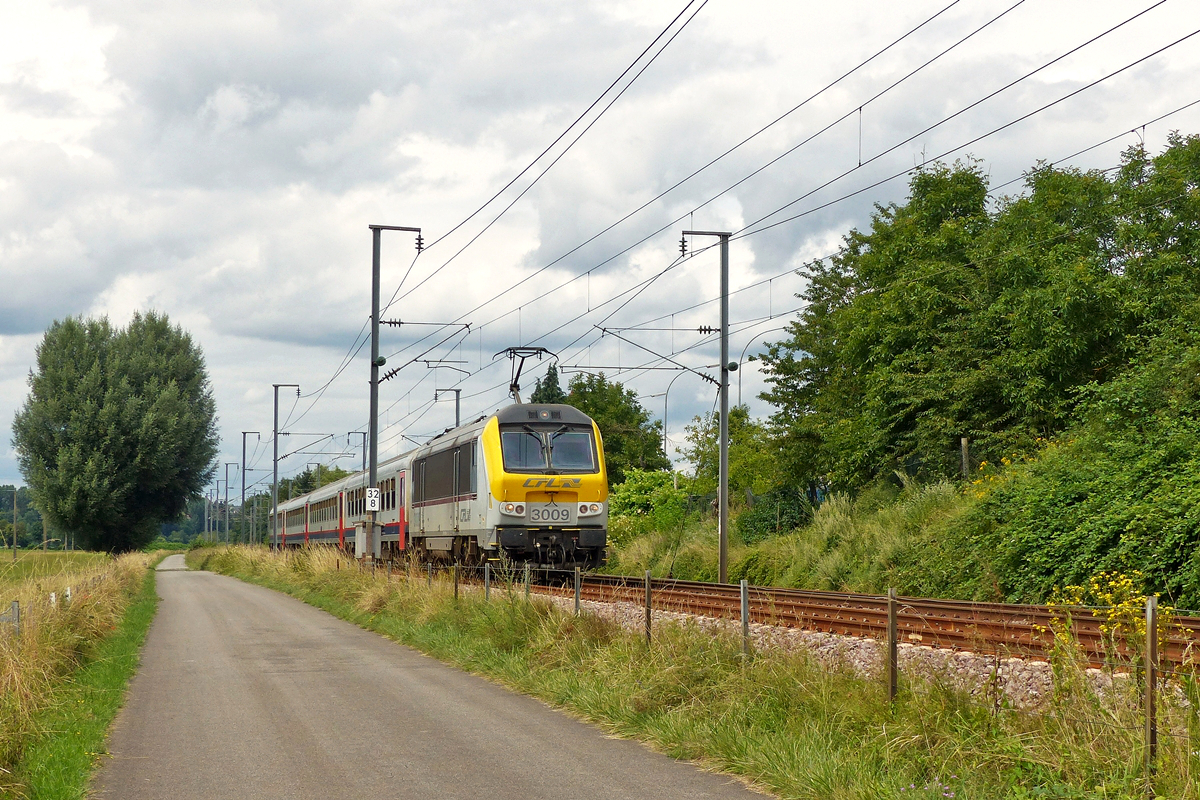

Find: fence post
[524,563,531,600]
[485,562,491,601]
[1145,595,1158,788]
[453,563,459,601]
[574,566,581,615]
[887,588,898,702]
[8,600,18,636]
[740,579,750,658]
[427,562,432,589]
[644,570,652,646]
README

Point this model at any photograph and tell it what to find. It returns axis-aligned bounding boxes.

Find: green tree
[530,363,567,403]
[761,139,1200,490]
[290,464,351,496]
[12,312,219,552]
[0,485,46,548]
[681,405,781,496]
[958,300,1200,606]
[565,372,670,483]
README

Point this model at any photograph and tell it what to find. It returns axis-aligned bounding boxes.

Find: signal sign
[366,488,381,512]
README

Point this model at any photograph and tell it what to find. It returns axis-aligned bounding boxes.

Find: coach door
[452,449,461,532]
[415,459,426,534]
[338,491,345,548]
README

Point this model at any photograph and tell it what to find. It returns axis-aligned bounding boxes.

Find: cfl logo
[522,477,583,488]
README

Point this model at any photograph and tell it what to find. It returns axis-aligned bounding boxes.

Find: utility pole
[213,481,222,543]
[241,432,259,544]
[435,388,462,427]
[272,383,300,550]
[224,463,236,544]
[682,230,733,584]
[367,224,422,563]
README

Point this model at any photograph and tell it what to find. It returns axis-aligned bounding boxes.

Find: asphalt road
[91,554,766,799]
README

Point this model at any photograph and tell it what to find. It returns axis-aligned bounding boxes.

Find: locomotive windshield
[500,425,598,473]
[549,430,595,471]
[500,431,546,471]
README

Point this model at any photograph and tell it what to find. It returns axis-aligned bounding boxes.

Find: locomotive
[272,403,609,568]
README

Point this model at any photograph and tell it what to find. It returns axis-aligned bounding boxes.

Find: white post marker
[366,488,381,512]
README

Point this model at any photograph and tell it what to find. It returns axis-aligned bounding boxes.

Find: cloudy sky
[4,0,1200,492]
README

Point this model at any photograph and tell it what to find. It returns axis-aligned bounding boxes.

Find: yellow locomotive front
[480,404,608,568]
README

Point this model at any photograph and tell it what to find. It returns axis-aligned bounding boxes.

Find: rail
[521,572,1200,669]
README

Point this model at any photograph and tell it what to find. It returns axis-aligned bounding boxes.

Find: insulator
[415,234,424,252]
[680,236,688,256]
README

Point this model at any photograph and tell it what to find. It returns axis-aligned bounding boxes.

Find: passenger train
[272,403,609,568]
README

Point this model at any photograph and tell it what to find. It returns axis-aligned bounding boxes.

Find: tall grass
[609,481,976,597]
[0,551,155,794]
[195,545,1199,800]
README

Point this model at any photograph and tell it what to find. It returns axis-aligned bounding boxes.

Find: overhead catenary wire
[387,0,711,312]
[376,1,1151,385]
[378,88,1200,452]
[368,0,990,370]
[418,0,708,255]
[511,0,1171,346]
[735,3,1182,239]
[268,0,706,429]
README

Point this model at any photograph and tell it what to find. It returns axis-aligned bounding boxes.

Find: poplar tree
[12,311,219,552]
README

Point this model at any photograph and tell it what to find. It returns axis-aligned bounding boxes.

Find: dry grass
[0,551,155,789]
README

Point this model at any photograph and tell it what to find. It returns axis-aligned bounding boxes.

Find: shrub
[734,486,812,543]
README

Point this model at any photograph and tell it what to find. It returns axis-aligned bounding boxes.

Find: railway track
[527,572,1200,669]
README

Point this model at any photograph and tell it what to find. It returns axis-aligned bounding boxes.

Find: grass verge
[1,554,159,799]
[191,546,1199,800]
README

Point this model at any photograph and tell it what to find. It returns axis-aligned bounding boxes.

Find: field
[192,545,1200,800]
[0,551,112,591]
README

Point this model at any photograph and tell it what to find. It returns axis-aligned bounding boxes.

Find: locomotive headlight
[578,502,603,517]
[515,503,525,515]
[501,502,524,515]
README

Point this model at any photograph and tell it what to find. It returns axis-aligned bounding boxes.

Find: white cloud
[199,83,280,132]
